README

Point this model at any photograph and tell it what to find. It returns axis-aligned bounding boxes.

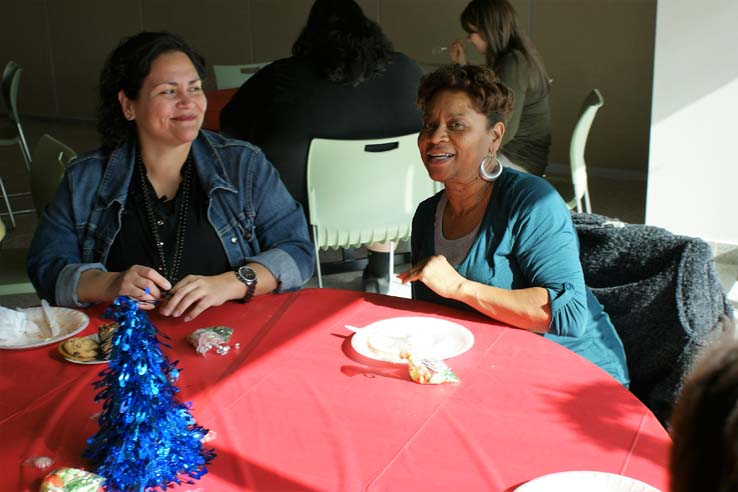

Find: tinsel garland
[83,296,215,492]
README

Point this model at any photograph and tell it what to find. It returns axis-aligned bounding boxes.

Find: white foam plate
[350,316,474,363]
[0,307,89,349]
[515,471,661,492]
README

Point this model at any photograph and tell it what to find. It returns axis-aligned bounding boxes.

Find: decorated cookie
[38,467,105,492]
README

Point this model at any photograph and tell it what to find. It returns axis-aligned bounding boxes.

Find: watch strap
[235,267,257,303]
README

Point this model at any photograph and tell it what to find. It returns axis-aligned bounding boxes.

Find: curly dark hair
[97,31,207,151]
[417,64,514,127]
[291,0,393,87]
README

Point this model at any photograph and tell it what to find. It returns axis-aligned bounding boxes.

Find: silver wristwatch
[235,265,257,303]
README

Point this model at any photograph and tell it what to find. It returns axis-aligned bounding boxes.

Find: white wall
[646,0,738,243]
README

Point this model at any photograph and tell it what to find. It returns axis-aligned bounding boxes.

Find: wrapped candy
[187,326,234,356]
[38,467,105,492]
[402,352,459,385]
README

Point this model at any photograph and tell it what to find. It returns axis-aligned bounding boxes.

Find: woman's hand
[398,255,466,299]
[159,272,242,321]
[79,266,171,309]
[449,40,467,65]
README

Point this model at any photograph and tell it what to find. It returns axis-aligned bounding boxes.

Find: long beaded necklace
[136,151,193,286]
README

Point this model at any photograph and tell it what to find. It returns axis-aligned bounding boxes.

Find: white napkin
[0,306,42,344]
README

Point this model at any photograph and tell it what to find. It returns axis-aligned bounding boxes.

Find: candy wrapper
[38,467,105,492]
[402,352,459,384]
[187,326,234,356]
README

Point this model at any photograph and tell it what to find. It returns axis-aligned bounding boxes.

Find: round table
[1,288,671,491]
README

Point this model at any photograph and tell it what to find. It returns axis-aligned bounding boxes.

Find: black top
[219,52,425,214]
[106,164,231,282]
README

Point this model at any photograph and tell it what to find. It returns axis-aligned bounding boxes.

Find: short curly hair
[417,64,514,127]
[97,31,207,152]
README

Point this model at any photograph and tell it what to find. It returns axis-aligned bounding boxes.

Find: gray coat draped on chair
[572,213,733,425]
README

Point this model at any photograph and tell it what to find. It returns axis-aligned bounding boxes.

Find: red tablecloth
[1,289,671,491]
[203,88,237,132]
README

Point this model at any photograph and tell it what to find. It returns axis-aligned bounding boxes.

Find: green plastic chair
[567,89,604,214]
[0,175,13,228]
[0,216,35,296]
[1,61,32,170]
[1,61,34,228]
[212,62,271,90]
[30,134,76,218]
[307,133,438,288]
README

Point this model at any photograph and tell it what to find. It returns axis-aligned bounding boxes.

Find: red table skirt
[1,288,671,491]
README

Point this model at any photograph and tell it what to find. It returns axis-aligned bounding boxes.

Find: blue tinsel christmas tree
[83,296,215,492]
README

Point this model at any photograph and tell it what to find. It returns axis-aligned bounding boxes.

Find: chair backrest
[568,89,604,213]
[2,61,22,126]
[30,134,76,217]
[212,62,270,90]
[307,133,437,250]
[572,212,733,426]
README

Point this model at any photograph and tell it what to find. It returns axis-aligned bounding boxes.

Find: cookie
[97,322,119,359]
[58,336,100,363]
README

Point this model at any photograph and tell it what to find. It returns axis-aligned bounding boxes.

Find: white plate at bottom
[515,471,661,492]
[350,316,474,363]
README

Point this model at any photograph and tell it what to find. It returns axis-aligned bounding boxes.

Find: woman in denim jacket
[27,32,314,321]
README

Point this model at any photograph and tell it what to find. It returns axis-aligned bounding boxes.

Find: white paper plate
[350,316,474,363]
[515,471,661,492]
[0,307,89,350]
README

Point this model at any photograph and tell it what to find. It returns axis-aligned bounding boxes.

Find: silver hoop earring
[479,154,503,181]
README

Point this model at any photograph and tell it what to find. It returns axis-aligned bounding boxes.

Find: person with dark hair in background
[449,0,551,176]
[398,64,627,385]
[220,0,424,293]
[27,31,313,320]
[670,316,738,492]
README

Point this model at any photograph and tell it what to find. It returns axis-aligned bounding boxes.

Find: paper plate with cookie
[58,322,119,364]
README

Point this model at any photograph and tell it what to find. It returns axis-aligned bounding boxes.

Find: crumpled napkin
[0,306,42,344]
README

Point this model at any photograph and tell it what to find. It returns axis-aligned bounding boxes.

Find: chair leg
[0,177,15,228]
[584,190,592,214]
[313,226,323,288]
[17,123,32,171]
[387,241,395,280]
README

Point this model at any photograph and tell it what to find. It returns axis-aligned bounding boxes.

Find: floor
[1,116,736,315]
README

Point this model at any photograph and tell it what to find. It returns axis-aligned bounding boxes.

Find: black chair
[572,212,733,425]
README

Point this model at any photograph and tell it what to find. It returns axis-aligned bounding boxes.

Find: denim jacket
[27,130,314,307]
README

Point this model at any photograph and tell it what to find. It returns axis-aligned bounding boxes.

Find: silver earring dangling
[479,154,503,181]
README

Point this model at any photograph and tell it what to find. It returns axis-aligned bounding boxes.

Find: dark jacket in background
[572,212,733,425]
[220,52,424,215]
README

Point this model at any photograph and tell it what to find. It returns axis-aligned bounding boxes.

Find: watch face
[239,266,257,283]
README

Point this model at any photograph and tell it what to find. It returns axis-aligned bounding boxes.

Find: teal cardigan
[411,168,629,386]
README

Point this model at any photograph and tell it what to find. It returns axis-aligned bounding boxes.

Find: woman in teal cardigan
[398,65,628,386]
